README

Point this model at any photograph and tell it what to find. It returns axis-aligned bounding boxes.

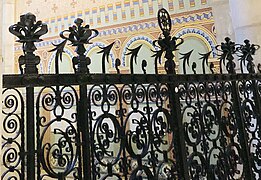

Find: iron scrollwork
[36,85,80,179]
[2,89,25,180]
[4,6,261,180]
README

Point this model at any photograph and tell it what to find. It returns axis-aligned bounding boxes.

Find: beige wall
[1,0,15,174]
[12,1,216,74]
[229,0,261,65]
[2,0,15,74]
[212,0,261,65]
[211,0,235,43]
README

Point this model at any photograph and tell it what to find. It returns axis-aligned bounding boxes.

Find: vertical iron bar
[252,79,261,178]
[231,81,254,179]
[79,84,91,180]
[118,88,128,179]
[36,92,41,180]
[169,83,189,180]
[90,95,96,179]
[26,87,35,179]
[146,86,156,176]
[76,100,83,180]
[213,81,229,179]
[253,79,261,130]
[8,13,47,179]
[20,91,26,180]
[155,8,188,178]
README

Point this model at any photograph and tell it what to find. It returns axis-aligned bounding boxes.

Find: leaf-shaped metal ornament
[126,45,143,74]
[199,51,212,74]
[98,42,115,74]
[180,50,193,74]
[49,40,67,74]
[151,49,163,74]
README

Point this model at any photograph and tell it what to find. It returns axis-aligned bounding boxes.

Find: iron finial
[9,12,48,74]
[154,8,184,74]
[236,39,260,73]
[216,37,238,74]
[58,18,99,73]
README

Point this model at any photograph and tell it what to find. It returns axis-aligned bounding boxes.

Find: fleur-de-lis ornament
[55,18,99,73]
[216,37,238,74]
[237,39,260,73]
[9,13,48,74]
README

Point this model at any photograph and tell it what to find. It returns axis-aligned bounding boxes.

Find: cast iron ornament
[158,8,172,34]
[237,39,260,73]
[153,8,184,74]
[9,13,48,74]
[60,18,98,47]
[51,18,99,73]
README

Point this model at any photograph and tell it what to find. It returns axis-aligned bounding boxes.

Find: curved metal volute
[115,58,121,74]
[60,18,99,47]
[142,60,147,74]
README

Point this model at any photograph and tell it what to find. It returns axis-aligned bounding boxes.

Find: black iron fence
[2,8,261,180]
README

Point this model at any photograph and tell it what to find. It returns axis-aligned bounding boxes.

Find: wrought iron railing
[2,8,261,180]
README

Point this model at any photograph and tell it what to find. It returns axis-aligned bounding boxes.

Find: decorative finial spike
[199,51,212,74]
[180,50,193,74]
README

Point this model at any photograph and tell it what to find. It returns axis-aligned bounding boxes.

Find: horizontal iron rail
[3,73,261,88]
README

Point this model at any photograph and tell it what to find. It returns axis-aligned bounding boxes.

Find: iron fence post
[239,40,261,178]
[162,27,190,180]
[79,84,91,180]
[169,84,190,180]
[231,80,254,179]
[58,18,98,179]
[155,8,189,179]
[9,13,48,180]
[76,44,91,180]
[26,86,36,179]
[217,37,254,179]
